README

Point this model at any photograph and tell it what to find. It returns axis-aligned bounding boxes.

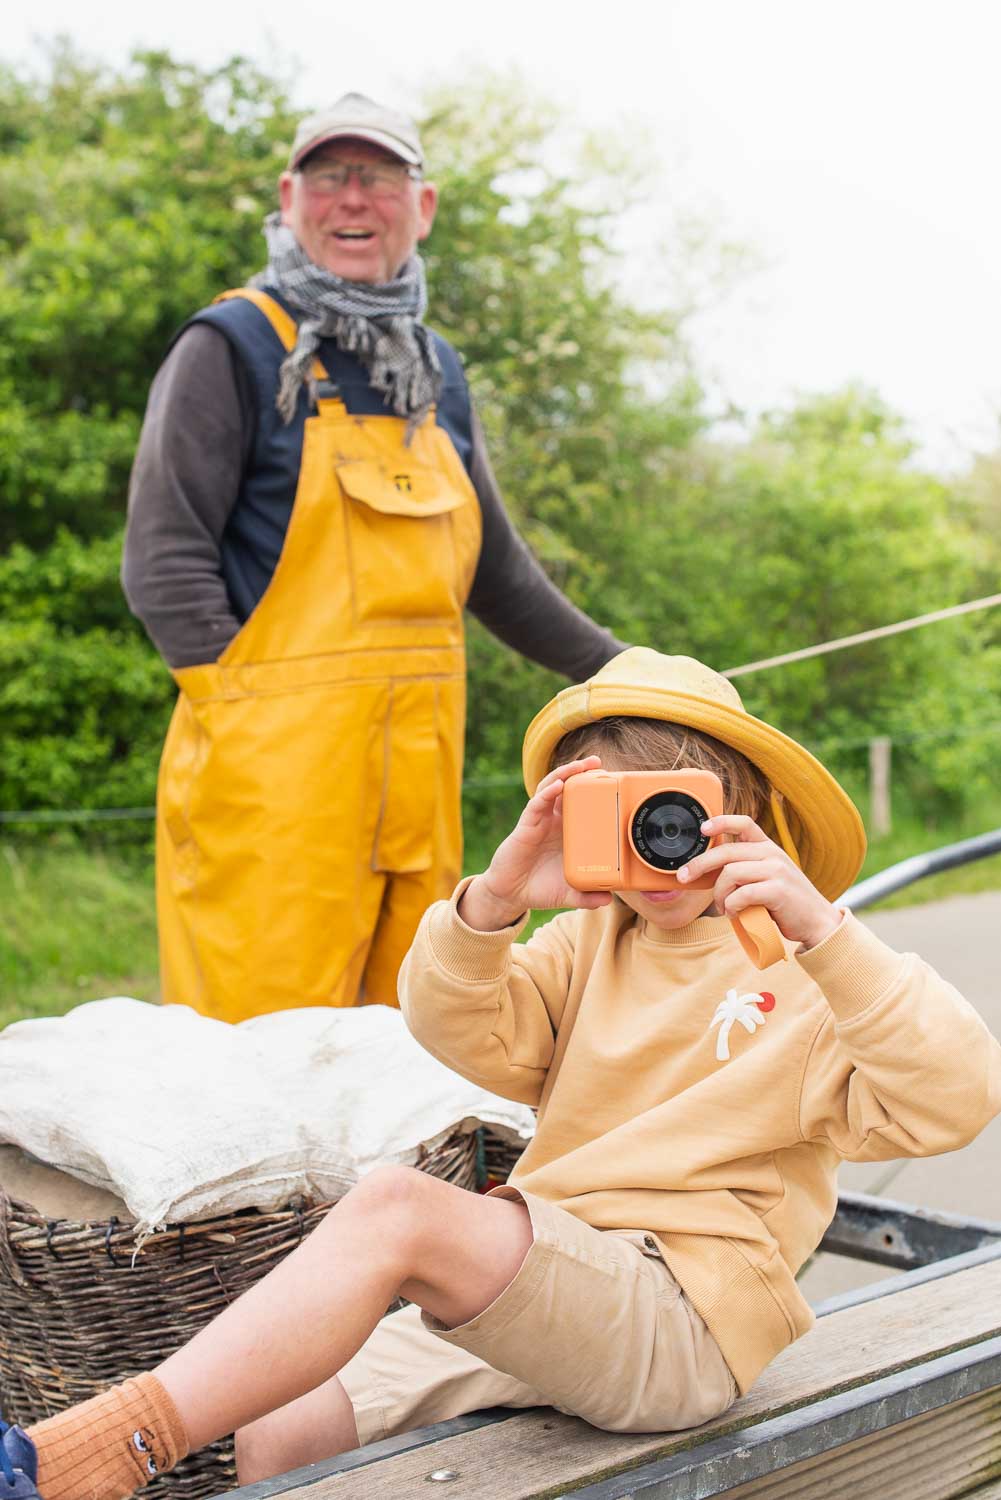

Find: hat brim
[292,127,421,170]
[522,683,866,902]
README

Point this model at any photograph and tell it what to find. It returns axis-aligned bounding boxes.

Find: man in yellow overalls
[123,93,623,1022]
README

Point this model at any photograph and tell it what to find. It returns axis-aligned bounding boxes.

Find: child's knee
[340,1164,436,1234]
[318,1166,452,1273]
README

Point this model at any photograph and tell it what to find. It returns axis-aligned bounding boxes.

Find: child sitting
[3,649,1000,1500]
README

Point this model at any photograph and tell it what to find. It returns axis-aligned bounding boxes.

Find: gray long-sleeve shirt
[122,324,625,678]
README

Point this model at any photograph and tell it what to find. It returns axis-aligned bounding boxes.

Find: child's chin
[629,889,714,927]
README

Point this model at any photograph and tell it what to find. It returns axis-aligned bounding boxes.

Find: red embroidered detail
[756,992,776,1012]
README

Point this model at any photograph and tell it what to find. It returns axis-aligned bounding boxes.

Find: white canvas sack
[0,998,535,1234]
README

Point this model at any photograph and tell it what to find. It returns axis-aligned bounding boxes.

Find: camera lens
[630,792,709,872]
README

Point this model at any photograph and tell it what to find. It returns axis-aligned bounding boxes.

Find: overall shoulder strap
[214,289,329,379]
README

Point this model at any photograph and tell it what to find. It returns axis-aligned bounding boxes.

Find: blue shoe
[0,1419,41,1500]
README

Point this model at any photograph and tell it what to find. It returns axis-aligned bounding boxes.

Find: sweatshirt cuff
[795,910,907,1022]
[425,876,531,983]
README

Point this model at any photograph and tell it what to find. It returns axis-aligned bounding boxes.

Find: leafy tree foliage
[1,47,997,850]
[0,47,297,815]
[657,391,1000,811]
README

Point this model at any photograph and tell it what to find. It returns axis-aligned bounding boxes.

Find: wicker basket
[0,1129,478,1500]
[480,1128,528,1187]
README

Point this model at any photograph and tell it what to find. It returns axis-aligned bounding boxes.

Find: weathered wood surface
[234,1256,1001,1499]
[568,1342,1001,1498]
[705,1385,1001,1499]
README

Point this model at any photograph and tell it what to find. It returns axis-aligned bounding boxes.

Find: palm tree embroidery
[709,989,775,1062]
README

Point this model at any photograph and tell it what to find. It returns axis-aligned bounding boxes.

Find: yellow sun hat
[521,648,867,901]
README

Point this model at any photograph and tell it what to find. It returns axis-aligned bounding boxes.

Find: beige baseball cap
[288,92,424,170]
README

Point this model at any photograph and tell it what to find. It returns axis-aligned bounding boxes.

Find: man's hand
[677,815,842,952]
[458,757,614,932]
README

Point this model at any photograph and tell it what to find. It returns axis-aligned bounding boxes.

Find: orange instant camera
[562,768,786,970]
[562,768,723,893]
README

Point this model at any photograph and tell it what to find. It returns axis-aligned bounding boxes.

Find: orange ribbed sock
[27,1374,189,1500]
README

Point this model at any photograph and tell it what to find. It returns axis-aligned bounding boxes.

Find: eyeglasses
[298,161,422,199]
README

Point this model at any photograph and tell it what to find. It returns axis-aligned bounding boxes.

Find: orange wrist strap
[729,904,788,969]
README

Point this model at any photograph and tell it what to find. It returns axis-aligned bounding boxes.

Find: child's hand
[459,758,614,932]
[677,815,842,951]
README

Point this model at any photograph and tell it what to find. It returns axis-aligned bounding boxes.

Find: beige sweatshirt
[399,883,1001,1394]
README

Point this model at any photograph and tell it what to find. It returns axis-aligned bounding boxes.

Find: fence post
[869,736,892,838]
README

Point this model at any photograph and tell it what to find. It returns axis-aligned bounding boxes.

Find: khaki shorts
[340,1187,737,1443]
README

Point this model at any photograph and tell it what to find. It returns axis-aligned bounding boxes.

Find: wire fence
[4,721,1001,828]
[3,591,1001,832]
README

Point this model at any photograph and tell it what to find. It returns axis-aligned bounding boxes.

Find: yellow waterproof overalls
[156,290,482,1021]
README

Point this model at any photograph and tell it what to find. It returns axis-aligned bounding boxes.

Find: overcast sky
[10,0,1001,469]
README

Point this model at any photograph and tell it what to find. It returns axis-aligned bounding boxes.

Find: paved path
[800,889,1001,1301]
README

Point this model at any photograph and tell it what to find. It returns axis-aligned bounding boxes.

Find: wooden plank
[570,1344,1001,1499]
[224,1411,520,1500]
[707,1386,1001,1499]
[512,1342,1001,1499]
[221,1245,1001,1500]
[813,1238,1001,1317]
[271,1256,1001,1499]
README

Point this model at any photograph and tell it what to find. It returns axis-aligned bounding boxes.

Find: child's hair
[550,716,770,821]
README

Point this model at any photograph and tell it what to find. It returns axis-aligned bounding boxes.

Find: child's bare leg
[25,1168,531,1500]
[234,1375,357,1484]
[158,1165,531,1449]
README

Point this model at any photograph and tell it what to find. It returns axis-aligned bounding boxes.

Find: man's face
[279,139,437,284]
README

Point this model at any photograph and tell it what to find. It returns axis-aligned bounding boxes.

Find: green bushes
[1,48,999,850]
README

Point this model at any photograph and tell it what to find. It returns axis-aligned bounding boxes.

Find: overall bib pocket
[336,458,464,626]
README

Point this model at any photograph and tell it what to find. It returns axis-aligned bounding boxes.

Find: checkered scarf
[251,212,442,430]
